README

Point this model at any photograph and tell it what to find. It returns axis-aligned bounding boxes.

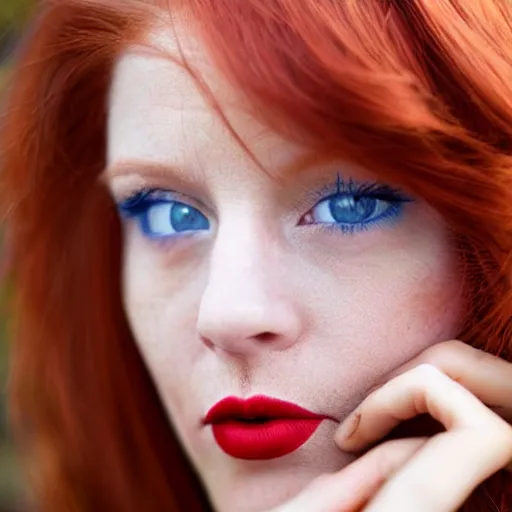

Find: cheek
[367,263,463,352]
[305,227,464,413]
[311,206,464,350]
[120,239,206,417]
[365,255,462,343]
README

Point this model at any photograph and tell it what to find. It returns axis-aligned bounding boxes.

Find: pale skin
[275,341,512,511]
[105,20,512,512]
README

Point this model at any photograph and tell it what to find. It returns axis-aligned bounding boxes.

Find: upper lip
[203,395,334,424]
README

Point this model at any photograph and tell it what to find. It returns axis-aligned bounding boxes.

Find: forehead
[111,21,235,111]
[107,22,311,176]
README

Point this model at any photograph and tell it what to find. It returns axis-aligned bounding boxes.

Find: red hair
[1,0,511,510]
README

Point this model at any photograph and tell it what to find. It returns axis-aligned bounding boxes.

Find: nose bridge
[203,216,275,319]
[197,215,301,356]
[210,217,261,290]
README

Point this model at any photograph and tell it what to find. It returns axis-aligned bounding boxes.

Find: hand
[374,340,512,425]
[271,341,512,512]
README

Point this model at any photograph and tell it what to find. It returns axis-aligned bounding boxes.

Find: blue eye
[117,189,210,239]
[303,178,412,234]
[310,194,397,226]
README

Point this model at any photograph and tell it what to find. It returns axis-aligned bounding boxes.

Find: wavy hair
[1,0,511,510]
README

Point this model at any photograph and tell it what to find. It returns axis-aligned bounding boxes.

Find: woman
[1,0,512,510]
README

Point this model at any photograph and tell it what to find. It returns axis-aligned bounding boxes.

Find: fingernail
[338,412,361,440]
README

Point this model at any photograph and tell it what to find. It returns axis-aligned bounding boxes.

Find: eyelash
[117,189,210,243]
[115,177,413,241]
[299,177,413,235]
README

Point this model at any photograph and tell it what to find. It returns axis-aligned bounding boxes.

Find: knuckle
[372,441,399,478]
[489,421,512,466]
[421,339,466,366]
[372,439,425,482]
[407,364,446,396]
[496,420,512,448]
[480,409,512,443]
[413,363,443,380]
[470,346,499,366]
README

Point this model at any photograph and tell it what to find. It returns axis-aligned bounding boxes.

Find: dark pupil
[170,202,207,232]
[329,195,376,224]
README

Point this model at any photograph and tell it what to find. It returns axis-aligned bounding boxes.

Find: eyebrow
[101,160,189,182]
[102,151,338,186]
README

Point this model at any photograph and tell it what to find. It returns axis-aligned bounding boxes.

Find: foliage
[0,3,34,507]
[0,0,34,30]
[0,281,23,508]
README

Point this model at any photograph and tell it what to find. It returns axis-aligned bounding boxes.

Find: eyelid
[116,187,213,219]
[291,177,413,216]
[313,179,413,202]
[117,187,181,205]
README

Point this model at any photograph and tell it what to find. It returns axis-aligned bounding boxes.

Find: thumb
[272,438,427,512]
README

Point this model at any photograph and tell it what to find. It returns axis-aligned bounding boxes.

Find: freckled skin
[106,23,465,512]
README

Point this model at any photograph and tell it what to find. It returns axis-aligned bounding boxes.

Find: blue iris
[329,195,378,223]
[310,194,399,227]
[118,191,209,239]
[304,178,412,234]
[117,178,411,241]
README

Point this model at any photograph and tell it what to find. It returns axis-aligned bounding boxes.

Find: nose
[196,222,302,358]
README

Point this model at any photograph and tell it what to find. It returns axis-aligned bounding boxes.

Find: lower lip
[211,418,324,460]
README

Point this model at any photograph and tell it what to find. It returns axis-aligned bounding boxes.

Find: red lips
[203,395,333,460]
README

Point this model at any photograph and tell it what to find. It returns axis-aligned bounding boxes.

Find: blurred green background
[1,2,35,510]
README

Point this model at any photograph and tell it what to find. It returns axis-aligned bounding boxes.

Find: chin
[202,422,355,512]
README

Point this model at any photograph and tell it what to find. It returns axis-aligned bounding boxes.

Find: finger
[335,365,512,511]
[381,340,512,410]
[337,364,510,452]
[274,438,427,512]
[365,432,512,511]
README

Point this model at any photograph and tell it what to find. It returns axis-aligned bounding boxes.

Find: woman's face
[105,24,464,512]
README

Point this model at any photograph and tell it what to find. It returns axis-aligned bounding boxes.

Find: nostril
[200,336,215,350]
[255,332,276,343]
